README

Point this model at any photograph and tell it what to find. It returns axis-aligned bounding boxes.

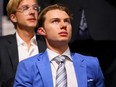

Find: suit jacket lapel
[71,53,87,87]
[6,34,46,72]
[36,51,53,87]
[7,34,19,72]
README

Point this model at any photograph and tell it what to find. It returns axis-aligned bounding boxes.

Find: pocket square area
[88,79,94,82]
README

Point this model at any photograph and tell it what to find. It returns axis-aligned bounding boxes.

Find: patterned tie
[55,55,67,87]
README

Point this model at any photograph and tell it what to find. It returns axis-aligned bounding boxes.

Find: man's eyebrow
[50,18,59,21]
[49,17,71,21]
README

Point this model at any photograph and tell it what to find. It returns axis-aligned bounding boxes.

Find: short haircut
[37,4,73,28]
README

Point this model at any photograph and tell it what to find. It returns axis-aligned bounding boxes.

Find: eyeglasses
[17,4,41,15]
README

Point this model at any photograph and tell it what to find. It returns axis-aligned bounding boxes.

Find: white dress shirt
[47,48,78,87]
[16,33,39,62]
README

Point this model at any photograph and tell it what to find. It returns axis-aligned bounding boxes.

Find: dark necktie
[55,55,67,87]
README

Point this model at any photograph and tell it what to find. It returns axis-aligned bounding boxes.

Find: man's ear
[10,14,17,23]
[37,27,46,36]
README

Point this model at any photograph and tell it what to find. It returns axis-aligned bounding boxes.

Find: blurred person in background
[0,0,46,87]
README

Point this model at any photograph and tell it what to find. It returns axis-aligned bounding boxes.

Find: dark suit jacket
[38,0,116,42]
[0,34,46,87]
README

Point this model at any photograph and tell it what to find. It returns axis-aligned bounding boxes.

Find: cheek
[35,13,39,19]
[16,14,25,21]
[17,17,25,24]
[47,30,56,35]
[46,29,57,38]
[44,23,59,35]
[68,26,72,36]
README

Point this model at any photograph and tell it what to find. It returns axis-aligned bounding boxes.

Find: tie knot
[55,55,66,64]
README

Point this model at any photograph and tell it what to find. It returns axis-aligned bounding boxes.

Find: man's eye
[52,20,59,23]
[65,20,70,23]
[22,6,29,10]
[65,20,71,24]
[32,5,40,12]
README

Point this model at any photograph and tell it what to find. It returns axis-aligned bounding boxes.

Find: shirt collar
[16,32,37,46]
[47,47,72,62]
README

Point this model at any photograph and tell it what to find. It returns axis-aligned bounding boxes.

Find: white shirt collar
[46,47,72,62]
[16,32,37,46]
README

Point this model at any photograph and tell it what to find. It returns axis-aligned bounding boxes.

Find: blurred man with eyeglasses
[0,0,46,87]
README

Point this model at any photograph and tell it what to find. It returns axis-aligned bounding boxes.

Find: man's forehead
[45,9,69,19]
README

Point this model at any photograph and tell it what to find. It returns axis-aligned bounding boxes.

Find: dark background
[3,0,116,15]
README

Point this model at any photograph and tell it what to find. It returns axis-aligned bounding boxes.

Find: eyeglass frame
[16,4,41,15]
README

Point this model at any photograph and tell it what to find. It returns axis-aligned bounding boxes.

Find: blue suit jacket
[14,51,104,87]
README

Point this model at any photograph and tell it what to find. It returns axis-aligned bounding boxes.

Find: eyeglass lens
[17,4,40,15]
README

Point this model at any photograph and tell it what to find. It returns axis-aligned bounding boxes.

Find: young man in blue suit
[14,4,104,87]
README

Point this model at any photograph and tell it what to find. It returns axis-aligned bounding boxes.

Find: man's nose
[60,21,67,29]
[28,7,36,14]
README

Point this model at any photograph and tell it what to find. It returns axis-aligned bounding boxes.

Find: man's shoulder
[72,53,99,65]
[72,53,100,71]
[0,34,16,47]
[19,52,45,64]
[0,34,15,42]
[18,52,46,68]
